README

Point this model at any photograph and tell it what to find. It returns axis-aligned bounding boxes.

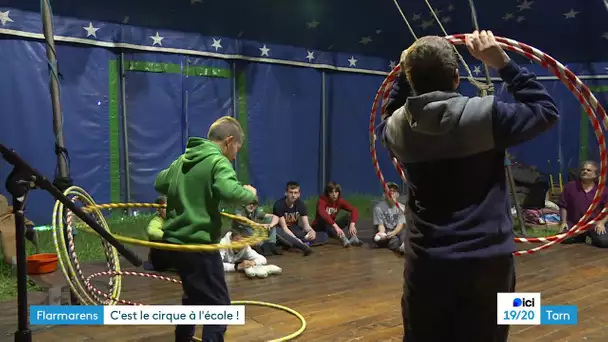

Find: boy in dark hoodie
[154,116,257,342]
[379,31,559,341]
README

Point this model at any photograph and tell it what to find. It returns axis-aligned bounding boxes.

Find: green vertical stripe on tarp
[580,86,608,164]
[236,71,250,185]
[123,60,231,78]
[108,60,121,205]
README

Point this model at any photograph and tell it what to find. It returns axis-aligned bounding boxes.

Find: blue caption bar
[541,305,578,325]
[30,305,104,325]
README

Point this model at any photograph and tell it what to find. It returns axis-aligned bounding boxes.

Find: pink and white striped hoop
[370,34,608,256]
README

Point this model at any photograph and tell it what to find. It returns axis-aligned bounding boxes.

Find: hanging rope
[421,0,492,94]
[466,0,494,96]
[391,0,492,94]
[392,0,419,41]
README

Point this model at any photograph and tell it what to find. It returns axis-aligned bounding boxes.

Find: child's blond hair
[207,116,244,143]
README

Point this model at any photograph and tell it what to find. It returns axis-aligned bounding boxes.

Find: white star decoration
[503,13,514,21]
[448,4,455,11]
[389,61,397,70]
[0,10,14,26]
[563,9,579,19]
[517,16,525,22]
[412,13,421,21]
[122,16,129,24]
[348,56,358,67]
[360,36,372,45]
[150,32,164,46]
[473,66,481,75]
[442,16,451,24]
[83,22,99,38]
[603,32,608,40]
[420,19,434,30]
[306,19,320,29]
[211,38,222,51]
[376,29,382,35]
[191,0,203,4]
[517,0,533,11]
[259,44,270,57]
[306,51,315,62]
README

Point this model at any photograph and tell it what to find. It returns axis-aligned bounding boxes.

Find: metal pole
[119,51,132,208]
[41,0,79,306]
[232,61,239,174]
[184,59,190,146]
[321,71,327,191]
[13,191,31,342]
[41,0,68,178]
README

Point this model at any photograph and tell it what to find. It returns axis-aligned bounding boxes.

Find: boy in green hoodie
[154,116,257,342]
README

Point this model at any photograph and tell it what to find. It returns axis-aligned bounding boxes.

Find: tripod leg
[13,197,32,342]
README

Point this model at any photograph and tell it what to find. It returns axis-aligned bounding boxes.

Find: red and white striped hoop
[370,34,608,256]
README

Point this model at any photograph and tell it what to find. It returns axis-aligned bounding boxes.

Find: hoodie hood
[183,137,223,166]
[384,91,496,163]
[403,91,468,135]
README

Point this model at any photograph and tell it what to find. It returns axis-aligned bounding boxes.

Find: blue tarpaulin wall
[1,0,608,223]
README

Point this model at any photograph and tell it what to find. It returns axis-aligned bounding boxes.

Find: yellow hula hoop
[74,202,270,251]
[51,186,307,341]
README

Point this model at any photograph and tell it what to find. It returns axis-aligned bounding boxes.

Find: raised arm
[384,70,413,118]
[212,158,256,204]
[491,60,559,148]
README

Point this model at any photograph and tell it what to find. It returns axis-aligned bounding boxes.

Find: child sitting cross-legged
[373,182,406,253]
[312,181,363,247]
[233,201,282,256]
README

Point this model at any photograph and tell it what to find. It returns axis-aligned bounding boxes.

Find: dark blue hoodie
[380,60,559,260]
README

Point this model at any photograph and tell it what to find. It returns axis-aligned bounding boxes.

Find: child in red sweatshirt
[312,181,363,247]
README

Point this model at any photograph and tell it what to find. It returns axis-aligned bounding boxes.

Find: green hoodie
[154,137,256,244]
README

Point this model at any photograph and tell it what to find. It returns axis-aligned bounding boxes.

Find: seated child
[233,201,282,256]
[312,181,363,247]
[272,181,318,256]
[373,182,406,252]
[220,230,267,272]
[143,195,173,272]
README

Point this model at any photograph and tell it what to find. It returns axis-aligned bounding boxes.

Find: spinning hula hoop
[370,34,608,257]
[51,186,306,342]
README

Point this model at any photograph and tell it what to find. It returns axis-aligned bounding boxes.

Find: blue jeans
[275,225,321,249]
[170,251,229,342]
[561,223,608,248]
[313,215,359,244]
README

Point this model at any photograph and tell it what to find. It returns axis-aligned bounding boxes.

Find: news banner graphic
[30,305,245,326]
[497,293,578,325]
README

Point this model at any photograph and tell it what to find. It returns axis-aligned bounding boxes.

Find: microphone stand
[0,144,142,342]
